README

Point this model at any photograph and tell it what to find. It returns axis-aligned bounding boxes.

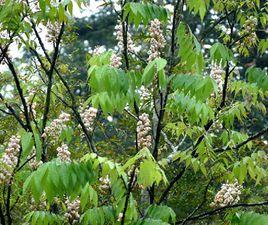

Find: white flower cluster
[0,135,21,184]
[42,112,71,140]
[64,198,80,224]
[110,52,122,68]
[28,150,43,170]
[57,144,71,162]
[114,20,135,53]
[99,175,110,190]
[110,20,135,68]
[210,62,225,95]
[46,22,61,43]
[211,180,242,207]
[137,113,152,149]
[30,195,47,211]
[238,16,258,53]
[80,107,98,132]
[138,85,151,103]
[92,45,105,56]
[148,19,165,62]
[242,16,258,43]
[211,121,223,133]
[117,212,123,222]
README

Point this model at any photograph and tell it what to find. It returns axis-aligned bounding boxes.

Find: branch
[0,93,27,129]
[1,52,32,132]
[176,201,268,223]
[161,131,177,153]
[41,22,65,161]
[180,179,212,225]
[0,203,5,225]
[216,126,268,153]
[121,166,137,225]
[158,166,186,204]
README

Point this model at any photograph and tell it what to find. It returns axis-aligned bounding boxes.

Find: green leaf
[230,212,268,225]
[145,205,176,223]
[21,131,34,158]
[33,129,42,161]
[177,23,205,73]
[210,43,234,63]
[124,3,169,28]
[24,211,64,225]
[23,160,96,202]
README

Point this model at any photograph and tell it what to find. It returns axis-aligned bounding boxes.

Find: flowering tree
[0,0,268,224]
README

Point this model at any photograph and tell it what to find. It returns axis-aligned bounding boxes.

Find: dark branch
[216,126,268,153]
[176,200,268,223]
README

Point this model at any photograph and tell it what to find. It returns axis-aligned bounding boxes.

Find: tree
[0,0,268,225]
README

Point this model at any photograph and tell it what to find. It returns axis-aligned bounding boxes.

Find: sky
[7,0,103,59]
[0,0,103,74]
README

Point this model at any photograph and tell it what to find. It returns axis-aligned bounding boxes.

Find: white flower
[110,52,122,68]
[114,20,135,53]
[210,62,225,95]
[64,198,80,224]
[80,107,98,131]
[147,19,165,62]
[137,113,152,149]
[0,135,21,184]
[211,179,242,207]
[117,212,123,222]
[57,144,71,162]
[42,112,71,142]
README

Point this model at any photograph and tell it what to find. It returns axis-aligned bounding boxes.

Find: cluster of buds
[210,62,225,95]
[137,113,152,149]
[138,86,151,103]
[46,22,61,43]
[0,0,5,6]
[117,212,123,222]
[210,180,242,207]
[147,19,165,62]
[92,45,105,56]
[28,150,43,170]
[237,16,258,55]
[57,144,71,162]
[0,135,21,184]
[42,112,71,140]
[24,89,37,118]
[110,52,122,68]
[30,195,47,211]
[64,198,80,224]
[80,107,98,132]
[99,175,111,190]
[114,20,135,53]
[211,121,223,133]
[19,102,37,120]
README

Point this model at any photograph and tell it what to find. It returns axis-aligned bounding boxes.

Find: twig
[180,179,212,225]
[176,201,268,223]
[216,126,268,153]
[41,22,65,162]
[2,53,32,132]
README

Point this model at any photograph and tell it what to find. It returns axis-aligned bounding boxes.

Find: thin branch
[216,126,268,153]
[161,131,177,153]
[121,166,137,225]
[0,203,5,225]
[176,201,268,223]
[2,53,32,132]
[158,166,186,204]
[180,179,212,225]
[41,22,65,162]
[0,93,27,129]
